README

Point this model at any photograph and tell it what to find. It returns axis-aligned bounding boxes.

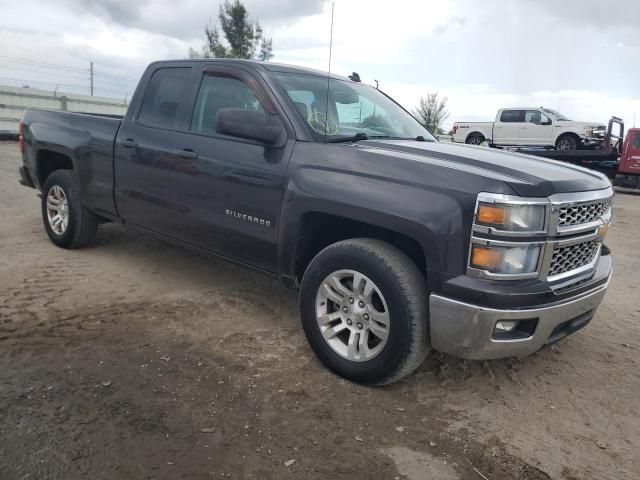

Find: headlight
[470,244,541,275]
[585,127,593,136]
[476,203,545,232]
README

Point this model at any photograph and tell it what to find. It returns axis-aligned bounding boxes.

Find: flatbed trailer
[510,117,640,192]
[512,148,620,179]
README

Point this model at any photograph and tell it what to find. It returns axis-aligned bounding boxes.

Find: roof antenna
[323,2,335,144]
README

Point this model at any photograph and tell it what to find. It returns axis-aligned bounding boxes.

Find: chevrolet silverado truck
[452,108,606,150]
[18,60,613,385]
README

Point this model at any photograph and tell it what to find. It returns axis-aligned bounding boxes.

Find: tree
[413,93,449,134]
[189,0,273,61]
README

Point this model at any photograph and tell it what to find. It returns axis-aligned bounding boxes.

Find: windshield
[542,108,571,121]
[273,72,436,142]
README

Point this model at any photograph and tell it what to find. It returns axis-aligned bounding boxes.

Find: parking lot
[0,141,639,479]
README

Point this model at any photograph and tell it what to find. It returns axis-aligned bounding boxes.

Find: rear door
[520,109,553,146]
[114,65,195,232]
[493,109,524,144]
[166,64,292,272]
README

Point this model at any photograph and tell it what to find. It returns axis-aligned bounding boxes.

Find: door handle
[173,149,198,159]
[121,138,137,148]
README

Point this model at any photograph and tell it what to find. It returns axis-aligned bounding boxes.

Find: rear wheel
[556,134,578,151]
[42,170,98,249]
[299,238,430,386]
[466,133,485,145]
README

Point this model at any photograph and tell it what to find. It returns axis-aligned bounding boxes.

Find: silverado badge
[225,209,272,228]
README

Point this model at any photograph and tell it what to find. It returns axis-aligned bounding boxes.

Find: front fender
[553,126,586,142]
[277,165,474,284]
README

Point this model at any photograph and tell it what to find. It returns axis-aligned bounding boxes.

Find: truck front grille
[549,240,600,277]
[558,200,609,227]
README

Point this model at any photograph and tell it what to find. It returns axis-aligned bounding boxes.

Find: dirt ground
[1,141,639,480]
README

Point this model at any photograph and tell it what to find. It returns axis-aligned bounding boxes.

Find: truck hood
[354,139,610,197]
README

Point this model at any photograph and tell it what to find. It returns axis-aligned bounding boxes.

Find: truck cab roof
[149,58,352,81]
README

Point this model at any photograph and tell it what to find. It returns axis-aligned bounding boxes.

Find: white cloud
[381,82,640,131]
[0,0,638,127]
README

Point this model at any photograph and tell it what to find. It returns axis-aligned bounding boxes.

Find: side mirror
[215,108,285,146]
[541,119,552,126]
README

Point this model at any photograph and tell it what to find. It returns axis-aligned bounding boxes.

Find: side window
[525,110,546,124]
[632,133,640,149]
[500,110,524,122]
[191,74,264,135]
[138,67,191,129]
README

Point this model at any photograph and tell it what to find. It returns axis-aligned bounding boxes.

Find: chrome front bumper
[428,273,611,360]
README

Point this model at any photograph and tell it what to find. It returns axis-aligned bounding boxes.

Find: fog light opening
[493,318,538,340]
[495,320,518,332]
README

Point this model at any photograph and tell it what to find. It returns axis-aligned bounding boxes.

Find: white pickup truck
[452,108,606,151]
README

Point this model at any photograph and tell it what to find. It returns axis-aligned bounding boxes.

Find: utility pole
[90,61,94,96]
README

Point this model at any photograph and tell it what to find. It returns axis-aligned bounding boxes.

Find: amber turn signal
[477,204,507,226]
[470,246,504,270]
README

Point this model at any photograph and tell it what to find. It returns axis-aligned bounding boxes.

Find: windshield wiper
[326,133,434,143]
[371,135,434,142]
[326,133,370,143]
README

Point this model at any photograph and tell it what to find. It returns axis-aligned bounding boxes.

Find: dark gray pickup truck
[18,59,613,385]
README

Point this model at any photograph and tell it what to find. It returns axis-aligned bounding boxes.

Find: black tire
[41,170,98,249]
[555,134,578,151]
[299,238,430,386]
[466,133,485,145]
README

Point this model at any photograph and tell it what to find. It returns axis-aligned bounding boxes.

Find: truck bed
[20,109,122,218]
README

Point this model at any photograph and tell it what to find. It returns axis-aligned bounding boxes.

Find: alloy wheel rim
[46,185,69,235]
[315,269,390,362]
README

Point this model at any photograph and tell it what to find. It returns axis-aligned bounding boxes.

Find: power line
[0,63,136,94]
[92,76,138,87]
[0,55,87,74]
[0,75,87,91]
[0,75,130,98]
[93,70,138,82]
[0,56,138,99]
[0,54,140,85]
[0,63,90,82]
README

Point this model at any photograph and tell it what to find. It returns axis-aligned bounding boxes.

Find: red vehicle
[615,128,640,188]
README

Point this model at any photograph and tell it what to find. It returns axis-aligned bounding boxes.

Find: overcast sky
[1,0,639,128]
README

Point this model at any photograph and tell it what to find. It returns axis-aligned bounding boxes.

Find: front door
[520,110,553,146]
[167,65,291,272]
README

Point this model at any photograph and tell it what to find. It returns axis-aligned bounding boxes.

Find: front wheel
[299,238,430,386]
[556,135,578,151]
[42,170,98,249]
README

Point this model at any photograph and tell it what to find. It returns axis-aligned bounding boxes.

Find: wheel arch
[35,147,76,190]
[465,131,486,143]
[281,209,449,289]
[554,131,581,146]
